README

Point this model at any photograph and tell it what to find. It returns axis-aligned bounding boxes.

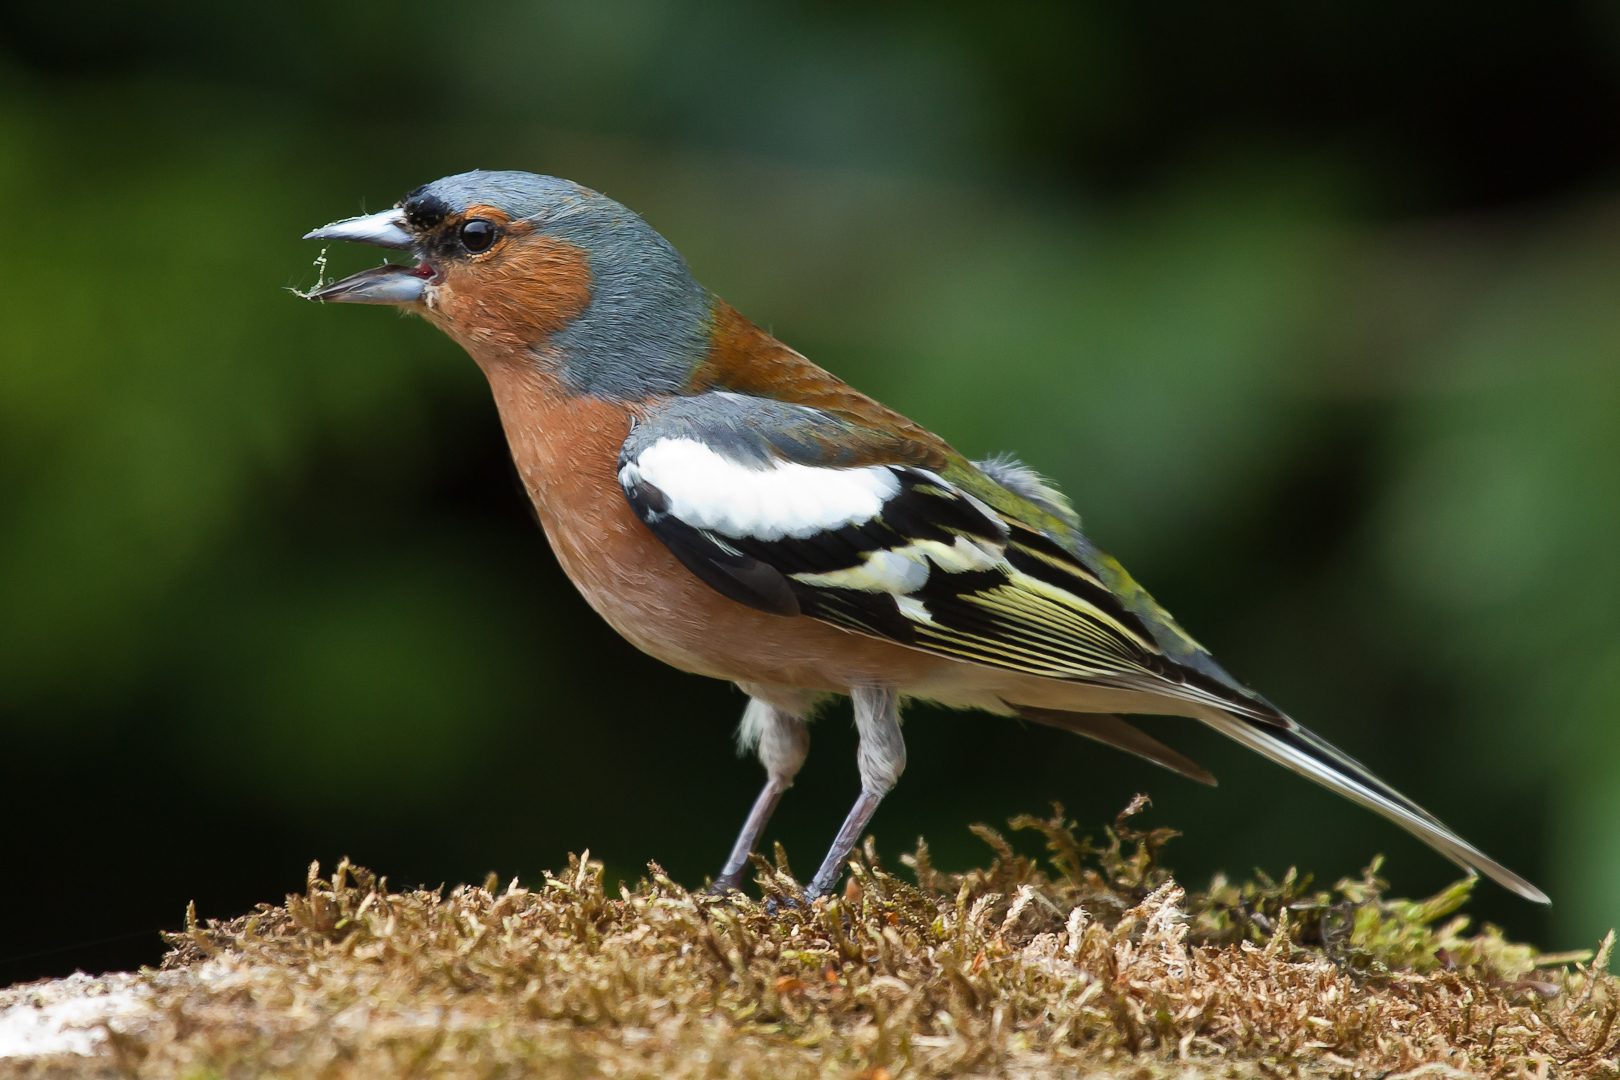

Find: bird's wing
[618,391,1276,723]
[619,391,1550,904]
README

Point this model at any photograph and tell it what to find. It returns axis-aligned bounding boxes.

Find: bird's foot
[764,893,807,917]
[705,872,748,897]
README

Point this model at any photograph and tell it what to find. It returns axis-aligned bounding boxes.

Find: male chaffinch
[304,170,1548,904]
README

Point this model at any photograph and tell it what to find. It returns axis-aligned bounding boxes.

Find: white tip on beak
[302,207,415,250]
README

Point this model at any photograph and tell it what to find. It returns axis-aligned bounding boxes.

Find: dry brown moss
[5,799,1616,1079]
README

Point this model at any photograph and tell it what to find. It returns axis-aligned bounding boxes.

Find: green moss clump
[8,799,1613,1080]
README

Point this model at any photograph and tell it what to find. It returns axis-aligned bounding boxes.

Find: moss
[5,799,1615,1079]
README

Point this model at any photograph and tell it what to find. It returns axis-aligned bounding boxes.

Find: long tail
[1199,708,1549,904]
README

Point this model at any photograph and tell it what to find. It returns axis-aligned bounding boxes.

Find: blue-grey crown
[406,171,591,226]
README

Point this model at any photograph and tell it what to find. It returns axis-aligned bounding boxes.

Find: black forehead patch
[401,190,452,229]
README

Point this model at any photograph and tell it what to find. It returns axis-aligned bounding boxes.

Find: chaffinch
[304,170,1548,904]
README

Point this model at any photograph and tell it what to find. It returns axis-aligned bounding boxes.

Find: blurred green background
[6,0,1620,982]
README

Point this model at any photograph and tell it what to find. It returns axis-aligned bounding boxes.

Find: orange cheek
[425,233,594,357]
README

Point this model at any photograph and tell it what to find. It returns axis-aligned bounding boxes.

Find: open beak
[301,208,431,304]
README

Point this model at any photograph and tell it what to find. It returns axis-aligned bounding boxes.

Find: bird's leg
[805,685,904,900]
[710,697,810,893]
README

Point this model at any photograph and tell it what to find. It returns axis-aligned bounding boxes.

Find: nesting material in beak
[306,263,431,304]
[301,207,431,304]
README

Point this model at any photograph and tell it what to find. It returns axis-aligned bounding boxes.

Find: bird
[302,170,1548,905]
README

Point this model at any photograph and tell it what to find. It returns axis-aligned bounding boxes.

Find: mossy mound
[2,800,1613,1079]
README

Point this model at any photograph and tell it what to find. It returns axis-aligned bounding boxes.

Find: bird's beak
[307,263,433,304]
[303,208,414,249]
[301,207,430,305]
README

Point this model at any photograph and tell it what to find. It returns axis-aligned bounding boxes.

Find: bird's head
[304,170,715,398]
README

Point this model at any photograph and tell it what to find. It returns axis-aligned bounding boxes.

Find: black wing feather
[623,477,801,617]
[618,413,1279,723]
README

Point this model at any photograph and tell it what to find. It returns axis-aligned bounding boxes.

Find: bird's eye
[460,218,497,254]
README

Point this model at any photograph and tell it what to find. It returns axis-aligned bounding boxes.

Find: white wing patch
[894,595,936,623]
[913,535,1003,574]
[619,437,901,541]
[792,535,1003,594]
[793,549,932,593]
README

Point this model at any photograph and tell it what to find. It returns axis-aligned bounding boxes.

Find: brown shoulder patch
[688,300,953,469]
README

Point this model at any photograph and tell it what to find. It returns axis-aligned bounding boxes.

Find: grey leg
[806,686,904,900]
[711,697,810,893]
